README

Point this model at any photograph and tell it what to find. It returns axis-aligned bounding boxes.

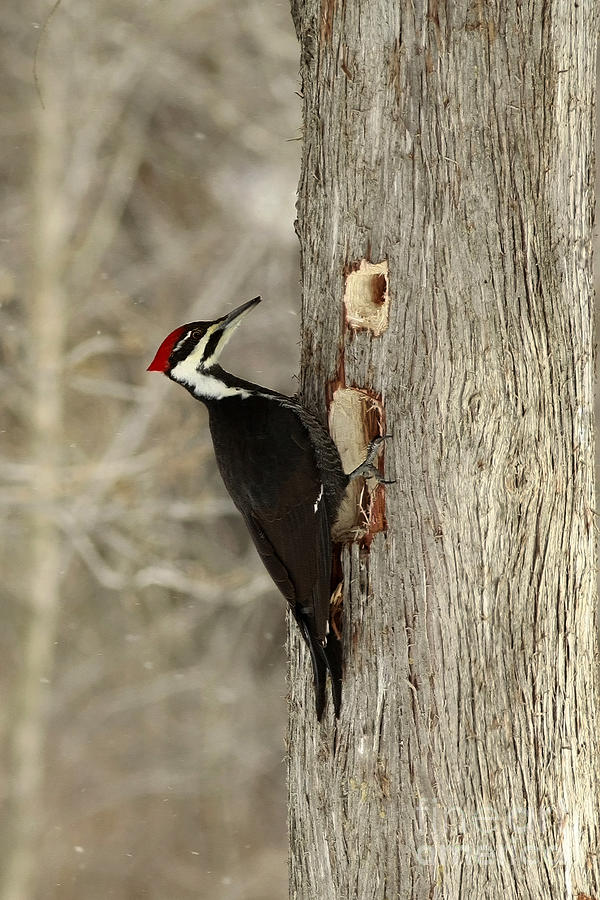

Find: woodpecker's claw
[348,435,395,484]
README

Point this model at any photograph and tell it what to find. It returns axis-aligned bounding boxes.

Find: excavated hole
[343,259,390,335]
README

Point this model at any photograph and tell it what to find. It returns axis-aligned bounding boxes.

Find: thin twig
[33,0,63,109]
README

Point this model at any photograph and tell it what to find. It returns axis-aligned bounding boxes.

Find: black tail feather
[296,615,342,720]
[310,639,328,721]
[323,630,342,718]
[297,616,327,719]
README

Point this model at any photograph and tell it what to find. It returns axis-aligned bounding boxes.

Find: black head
[147,296,262,376]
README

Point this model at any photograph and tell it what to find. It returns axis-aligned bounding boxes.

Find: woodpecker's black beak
[217,296,262,332]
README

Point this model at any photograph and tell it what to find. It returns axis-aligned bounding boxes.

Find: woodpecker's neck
[169,362,277,404]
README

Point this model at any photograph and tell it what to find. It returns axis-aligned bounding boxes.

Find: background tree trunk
[1,71,68,900]
[288,2,600,898]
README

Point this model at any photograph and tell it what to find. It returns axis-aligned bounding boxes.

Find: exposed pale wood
[329,387,385,541]
[287,2,600,898]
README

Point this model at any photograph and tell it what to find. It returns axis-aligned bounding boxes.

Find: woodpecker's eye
[191,328,202,340]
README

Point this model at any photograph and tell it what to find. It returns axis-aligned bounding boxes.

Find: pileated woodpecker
[148,296,388,719]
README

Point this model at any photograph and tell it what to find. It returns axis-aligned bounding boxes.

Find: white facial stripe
[173,332,192,354]
[314,484,324,513]
[176,324,217,371]
[169,308,261,400]
[170,361,249,400]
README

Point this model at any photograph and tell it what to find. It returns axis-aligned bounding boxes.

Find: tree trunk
[287,2,599,898]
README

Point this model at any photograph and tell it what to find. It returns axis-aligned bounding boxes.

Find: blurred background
[2,5,599,900]
[1,2,300,898]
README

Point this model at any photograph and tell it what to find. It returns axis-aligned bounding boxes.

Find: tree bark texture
[287,2,599,898]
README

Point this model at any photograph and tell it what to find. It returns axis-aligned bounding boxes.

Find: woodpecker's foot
[348,435,395,484]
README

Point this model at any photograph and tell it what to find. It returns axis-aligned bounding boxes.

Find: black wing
[208,396,341,717]
[242,507,333,719]
[210,397,332,637]
[243,506,341,719]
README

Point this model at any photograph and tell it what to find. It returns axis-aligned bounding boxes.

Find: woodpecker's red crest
[147,324,188,372]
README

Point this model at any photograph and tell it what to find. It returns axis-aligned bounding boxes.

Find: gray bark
[287,2,600,899]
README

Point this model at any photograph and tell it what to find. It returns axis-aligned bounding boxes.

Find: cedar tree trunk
[287,2,600,898]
